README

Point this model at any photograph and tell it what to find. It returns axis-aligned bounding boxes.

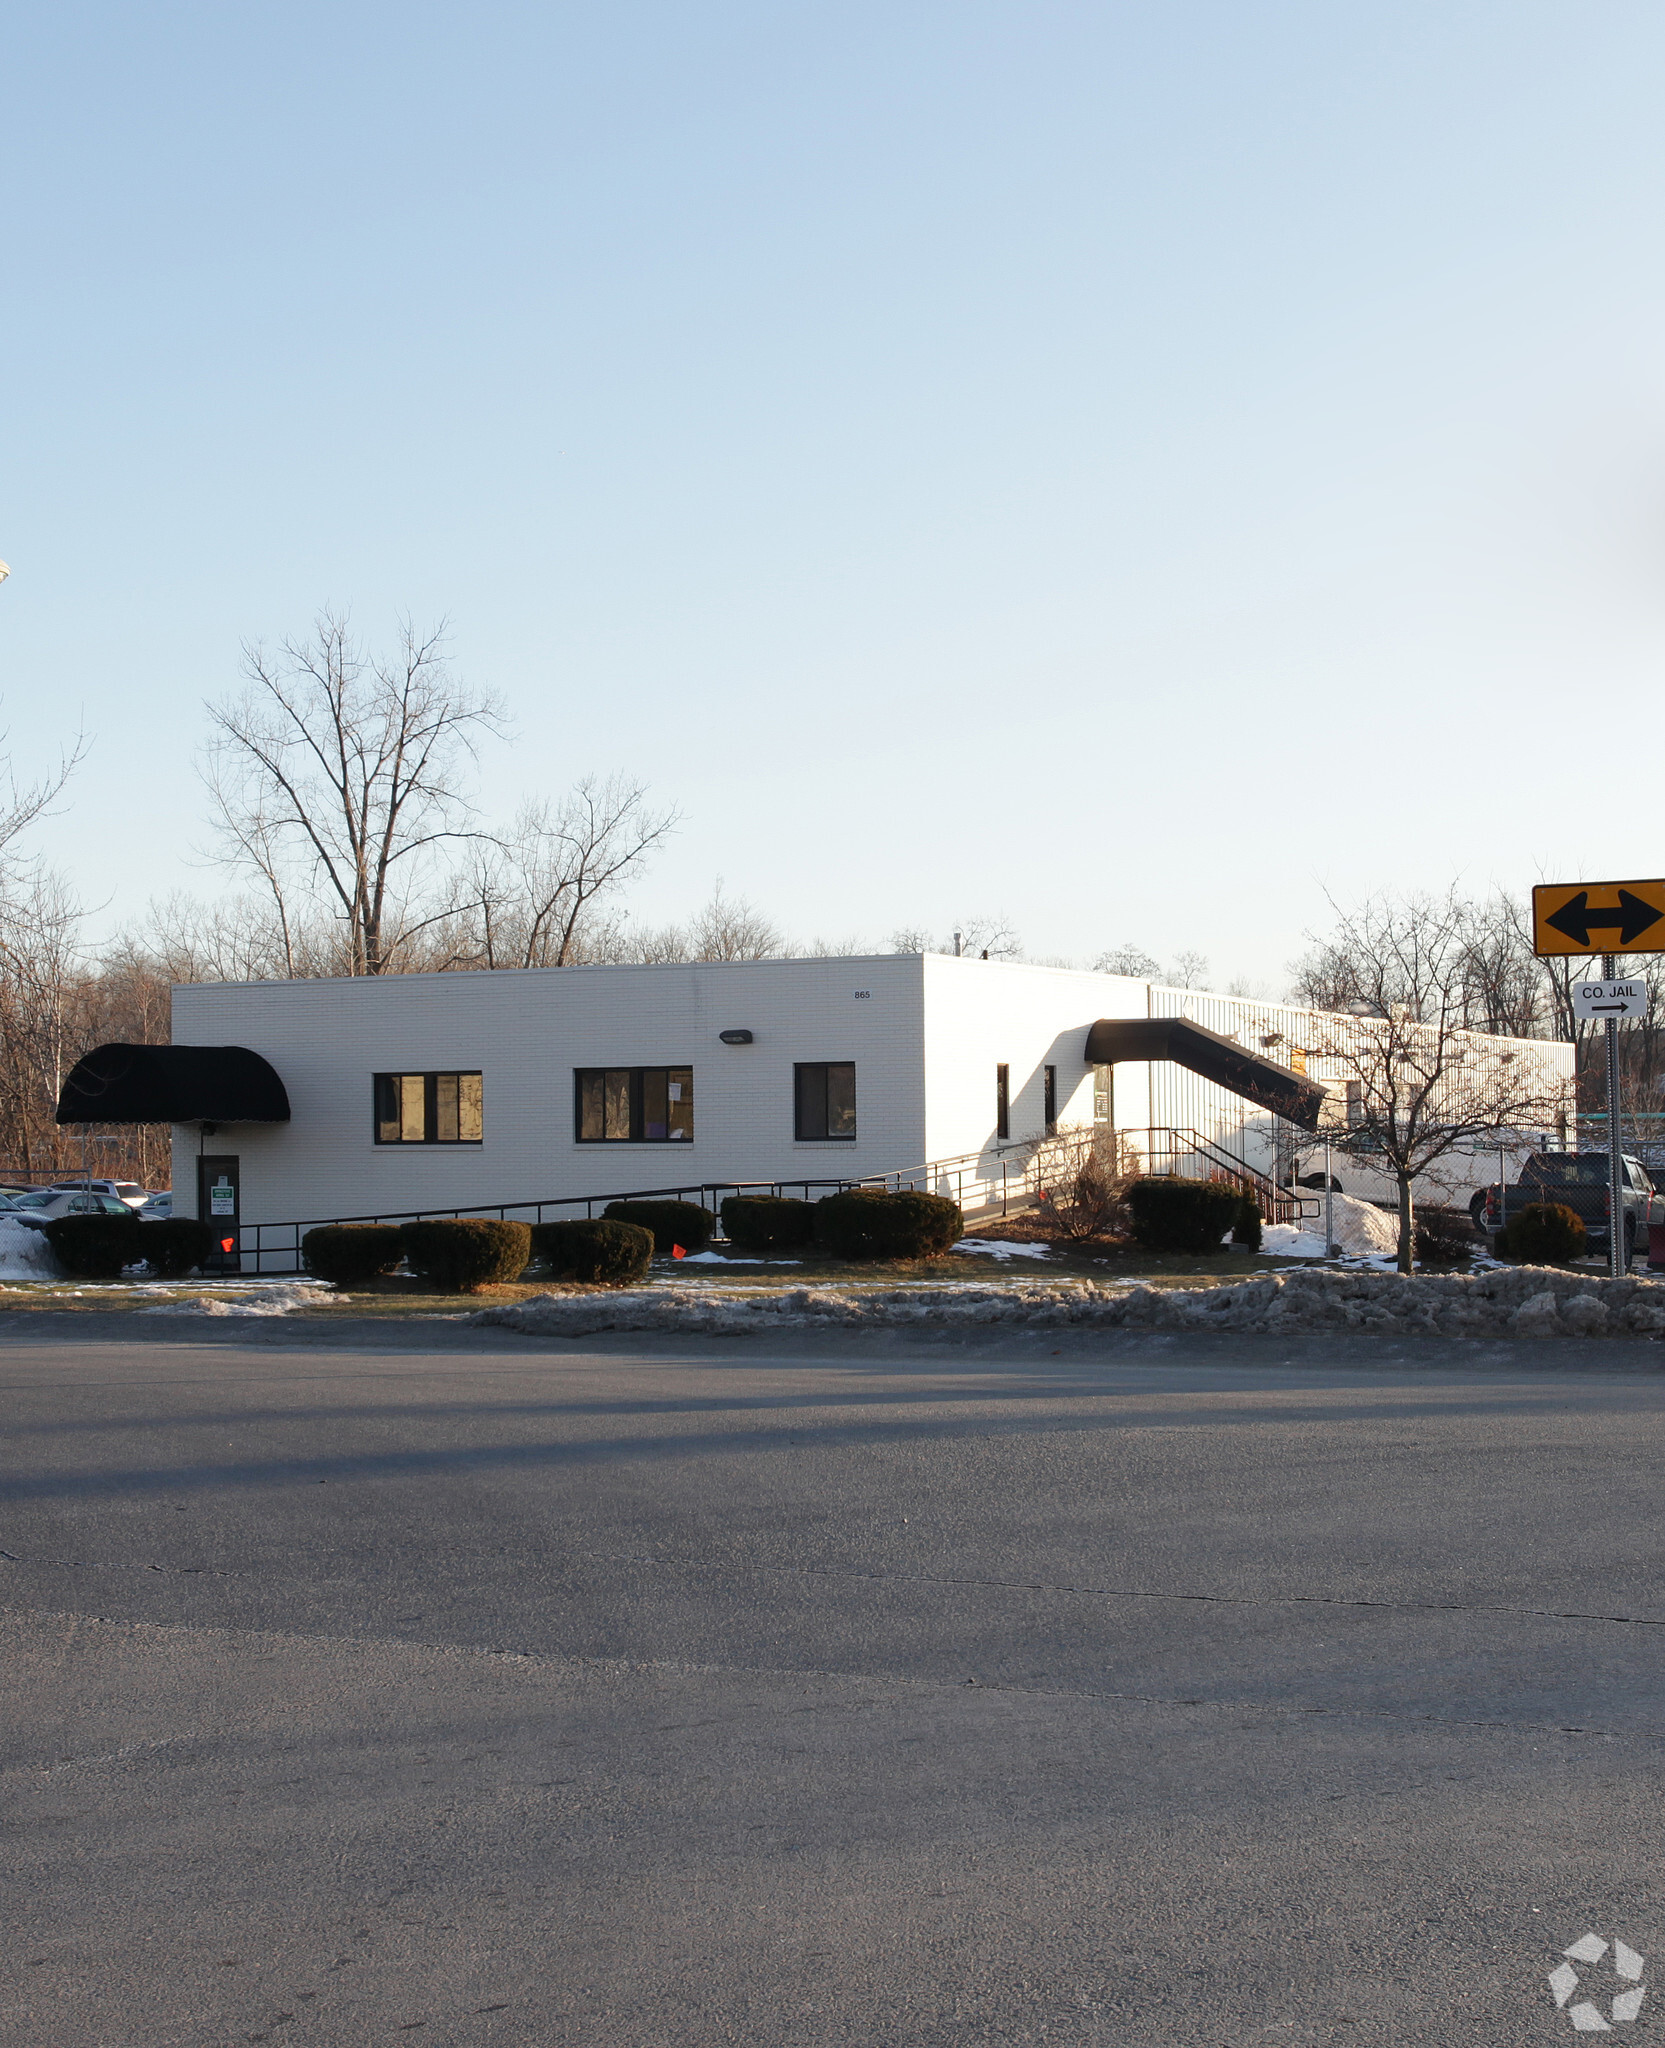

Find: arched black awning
[56,1044,291,1125]
[1085,1016,1328,1130]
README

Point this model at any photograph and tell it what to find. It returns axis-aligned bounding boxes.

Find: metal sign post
[1603,953,1626,1276]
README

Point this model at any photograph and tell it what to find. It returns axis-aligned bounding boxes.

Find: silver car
[9,1189,136,1231]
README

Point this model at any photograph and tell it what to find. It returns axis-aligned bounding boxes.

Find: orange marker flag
[671,1244,686,1259]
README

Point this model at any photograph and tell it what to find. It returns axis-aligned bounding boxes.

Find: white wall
[919,955,1149,1165]
[171,954,928,1226]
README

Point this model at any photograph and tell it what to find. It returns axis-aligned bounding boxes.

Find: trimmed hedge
[1125,1176,1242,1254]
[140,1216,217,1278]
[42,1211,143,1278]
[1230,1195,1262,1251]
[720,1195,816,1252]
[302,1223,406,1288]
[1497,1201,1587,1266]
[813,1188,964,1261]
[531,1218,654,1286]
[602,1199,715,1254]
[398,1217,531,1293]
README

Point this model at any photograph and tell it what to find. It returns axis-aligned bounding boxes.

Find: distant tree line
[0,610,1647,1186]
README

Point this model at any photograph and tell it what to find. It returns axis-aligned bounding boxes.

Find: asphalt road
[5,1315,1665,2046]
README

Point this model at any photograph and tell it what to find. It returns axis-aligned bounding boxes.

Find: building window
[1092,1063,1113,1125]
[996,1063,1010,1141]
[1044,1064,1057,1134]
[575,1067,693,1142]
[374,1071,483,1144]
[795,1062,856,1140]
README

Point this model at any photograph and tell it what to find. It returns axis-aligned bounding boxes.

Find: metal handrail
[1131,1126,1319,1227]
[222,1148,1039,1275]
[212,1130,1313,1276]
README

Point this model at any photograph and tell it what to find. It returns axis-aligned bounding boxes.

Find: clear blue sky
[4,3,1664,983]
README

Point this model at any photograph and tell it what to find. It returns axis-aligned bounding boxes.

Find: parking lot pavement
[4,1321,1665,2044]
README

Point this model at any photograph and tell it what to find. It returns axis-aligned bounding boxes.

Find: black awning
[1085,1016,1329,1130]
[56,1044,291,1125]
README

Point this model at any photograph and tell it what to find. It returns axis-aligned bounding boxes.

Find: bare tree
[203,612,505,974]
[687,881,784,961]
[891,916,1021,960]
[1169,949,1210,989]
[439,777,678,971]
[1093,943,1161,977]
[1297,890,1572,1271]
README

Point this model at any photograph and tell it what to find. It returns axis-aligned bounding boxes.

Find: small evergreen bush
[1230,1194,1262,1251]
[42,1211,143,1278]
[140,1216,217,1279]
[531,1218,654,1285]
[1497,1202,1586,1265]
[301,1223,406,1288]
[813,1188,964,1261]
[720,1195,816,1251]
[398,1217,532,1292]
[1125,1176,1243,1254]
[602,1199,714,1253]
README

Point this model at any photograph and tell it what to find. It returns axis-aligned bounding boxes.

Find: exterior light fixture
[718,1029,753,1045]
[1259,1032,1283,1047]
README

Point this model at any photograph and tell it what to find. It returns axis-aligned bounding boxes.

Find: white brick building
[142,954,1573,1250]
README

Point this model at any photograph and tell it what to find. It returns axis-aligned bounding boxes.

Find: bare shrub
[1030,1127,1137,1240]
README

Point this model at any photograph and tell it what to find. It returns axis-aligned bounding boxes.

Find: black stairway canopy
[56,1044,291,1126]
[1085,1016,1329,1131]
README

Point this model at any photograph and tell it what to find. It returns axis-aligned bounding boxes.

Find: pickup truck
[1480,1152,1662,1261]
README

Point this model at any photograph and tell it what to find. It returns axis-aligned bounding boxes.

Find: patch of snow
[139,1283,338,1318]
[0,1219,63,1281]
[674,1252,801,1265]
[954,1239,1052,1260]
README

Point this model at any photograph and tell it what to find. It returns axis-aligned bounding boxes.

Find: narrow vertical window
[400,1074,426,1143]
[996,1064,1010,1141]
[1044,1065,1057,1134]
[1092,1063,1113,1125]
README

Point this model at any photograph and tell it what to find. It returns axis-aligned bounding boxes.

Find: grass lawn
[0,1216,1313,1316]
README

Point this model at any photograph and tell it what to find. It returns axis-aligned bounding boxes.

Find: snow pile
[470,1267,1665,1342]
[954,1239,1053,1261]
[139,1283,336,1318]
[0,1219,64,1281]
[1250,1193,1401,1261]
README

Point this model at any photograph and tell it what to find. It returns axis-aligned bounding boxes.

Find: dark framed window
[575,1067,693,1142]
[996,1064,1010,1140]
[795,1062,856,1140]
[1043,1064,1057,1134]
[374,1071,483,1144]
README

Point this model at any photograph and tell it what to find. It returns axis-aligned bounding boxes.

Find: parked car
[8,1188,137,1231]
[1481,1152,1661,1261]
[50,1179,149,1208]
[137,1192,172,1220]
